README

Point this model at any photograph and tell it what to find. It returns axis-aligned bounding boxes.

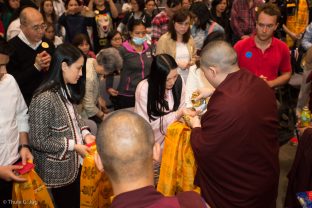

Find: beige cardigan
[79,58,101,119]
[155,32,197,66]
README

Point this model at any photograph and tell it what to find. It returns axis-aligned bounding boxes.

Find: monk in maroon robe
[95,110,208,208]
[188,41,280,208]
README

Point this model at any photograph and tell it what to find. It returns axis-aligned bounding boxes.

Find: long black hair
[189,2,213,31]
[34,43,86,104]
[40,0,57,24]
[147,54,182,134]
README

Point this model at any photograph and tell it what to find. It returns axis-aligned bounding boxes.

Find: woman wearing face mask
[156,9,196,83]
[115,19,153,110]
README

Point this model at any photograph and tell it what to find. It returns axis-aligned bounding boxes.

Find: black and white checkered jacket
[29,89,89,188]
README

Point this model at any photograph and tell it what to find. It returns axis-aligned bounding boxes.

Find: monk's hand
[183,108,197,117]
[188,115,201,128]
[195,88,214,100]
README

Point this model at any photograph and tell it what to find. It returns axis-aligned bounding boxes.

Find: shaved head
[20,7,42,26]
[96,110,155,183]
[200,40,238,71]
[19,7,44,44]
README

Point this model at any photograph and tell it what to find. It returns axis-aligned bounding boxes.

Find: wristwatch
[18,144,31,152]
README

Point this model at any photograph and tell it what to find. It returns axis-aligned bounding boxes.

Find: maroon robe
[285,128,312,207]
[191,69,279,208]
[110,186,207,208]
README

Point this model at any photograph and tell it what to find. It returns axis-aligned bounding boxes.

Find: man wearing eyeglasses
[234,3,291,89]
[7,7,55,106]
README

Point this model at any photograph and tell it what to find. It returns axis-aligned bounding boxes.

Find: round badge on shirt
[41,42,49,49]
[245,51,252,58]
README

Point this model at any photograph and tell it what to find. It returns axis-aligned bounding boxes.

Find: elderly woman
[80,48,123,123]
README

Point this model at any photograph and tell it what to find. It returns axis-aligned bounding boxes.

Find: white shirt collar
[18,31,42,50]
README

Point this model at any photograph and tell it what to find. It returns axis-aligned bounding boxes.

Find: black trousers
[114,95,135,110]
[0,179,13,208]
[51,168,81,208]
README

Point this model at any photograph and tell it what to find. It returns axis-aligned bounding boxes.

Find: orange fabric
[12,169,54,208]
[286,0,309,47]
[157,121,200,196]
[80,144,113,208]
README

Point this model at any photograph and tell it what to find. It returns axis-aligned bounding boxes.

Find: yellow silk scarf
[157,121,200,196]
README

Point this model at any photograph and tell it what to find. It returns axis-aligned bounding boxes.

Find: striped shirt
[151,11,170,44]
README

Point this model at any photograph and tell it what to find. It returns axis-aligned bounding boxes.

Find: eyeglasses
[30,24,48,32]
[257,23,275,30]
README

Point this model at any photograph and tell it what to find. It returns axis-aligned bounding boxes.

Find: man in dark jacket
[7,7,54,106]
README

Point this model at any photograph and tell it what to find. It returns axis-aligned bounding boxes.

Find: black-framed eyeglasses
[30,23,48,32]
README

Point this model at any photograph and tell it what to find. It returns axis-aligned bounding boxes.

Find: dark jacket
[117,41,153,96]
[29,89,89,188]
[58,13,94,43]
[7,36,55,106]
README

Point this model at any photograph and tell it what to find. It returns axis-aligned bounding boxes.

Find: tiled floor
[277,142,298,208]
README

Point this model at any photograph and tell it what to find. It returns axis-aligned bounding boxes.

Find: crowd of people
[1,0,312,207]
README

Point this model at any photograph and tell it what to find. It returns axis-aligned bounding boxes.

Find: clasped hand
[185,87,215,128]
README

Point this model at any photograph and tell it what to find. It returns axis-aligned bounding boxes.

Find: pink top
[135,79,185,148]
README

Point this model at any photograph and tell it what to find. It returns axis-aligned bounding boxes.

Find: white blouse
[185,65,214,108]
[176,42,190,83]
[0,74,29,166]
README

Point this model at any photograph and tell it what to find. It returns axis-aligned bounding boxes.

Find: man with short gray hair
[188,40,280,208]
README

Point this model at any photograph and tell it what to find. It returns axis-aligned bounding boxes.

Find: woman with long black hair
[135,53,192,149]
[210,0,232,42]
[29,43,95,208]
[189,2,224,50]
[135,54,194,183]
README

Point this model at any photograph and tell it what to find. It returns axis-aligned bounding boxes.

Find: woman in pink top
[135,54,191,183]
[135,54,188,149]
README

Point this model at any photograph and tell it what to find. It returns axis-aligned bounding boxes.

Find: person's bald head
[96,110,155,184]
[200,40,238,72]
[200,41,239,88]
[20,7,45,44]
